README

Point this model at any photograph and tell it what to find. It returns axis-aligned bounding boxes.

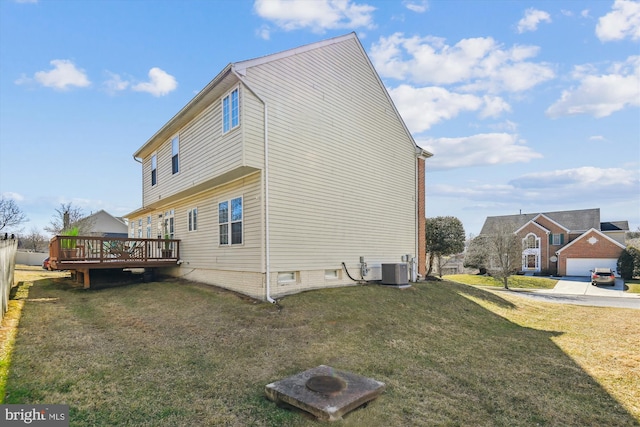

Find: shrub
[617,247,640,280]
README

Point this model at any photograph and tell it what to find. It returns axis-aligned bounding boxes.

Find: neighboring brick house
[480,208,628,276]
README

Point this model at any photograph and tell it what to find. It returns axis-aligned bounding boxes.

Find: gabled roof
[556,228,626,253]
[133,32,433,161]
[531,213,570,232]
[480,208,601,235]
[514,219,550,235]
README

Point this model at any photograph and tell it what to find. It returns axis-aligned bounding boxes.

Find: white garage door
[566,258,618,277]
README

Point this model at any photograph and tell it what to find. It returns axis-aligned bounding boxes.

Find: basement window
[325,269,340,280]
[278,271,297,284]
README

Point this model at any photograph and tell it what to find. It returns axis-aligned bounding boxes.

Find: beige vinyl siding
[134,172,263,273]
[244,37,417,271]
[142,88,245,207]
[242,87,265,168]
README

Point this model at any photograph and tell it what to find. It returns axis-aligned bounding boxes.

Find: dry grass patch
[446,274,558,289]
[3,267,639,426]
[467,288,640,421]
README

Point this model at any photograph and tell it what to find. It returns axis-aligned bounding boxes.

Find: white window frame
[222,87,240,134]
[171,135,179,175]
[188,207,198,232]
[218,196,243,245]
[146,216,152,238]
[523,233,540,249]
[325,269,340,280]
[151,154,157,186]
[278,271,297,284]
[552,234,561,245]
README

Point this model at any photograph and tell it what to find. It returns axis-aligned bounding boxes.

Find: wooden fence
[0,238,18,320]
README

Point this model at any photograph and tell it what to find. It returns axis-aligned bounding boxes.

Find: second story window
[551,233,564,245]
[171,136,179,174]
[151,154,157,186]
[222,87,239,133]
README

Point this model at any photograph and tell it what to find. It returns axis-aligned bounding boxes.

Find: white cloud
[429,167,640,206]
[388,85,482,133]
[596,0,640,41]
[509,167,640,197]
[588,135,606,141]
[403,0,428,13]
[517,8,551,33]
[253,0,376,33]
[15,59,90,90]
[418,133,542,170]
[479,95,512,118]
[546,56,640,118]
[131,68,177,97]
[256,24,271,40]
[370,33,555,93]
[103,72,130,95]
[1,192,25,201]
[388,85,512,133]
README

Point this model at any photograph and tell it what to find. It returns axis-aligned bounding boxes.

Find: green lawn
[2,266,639,426]
[445,273,558,289]
[626,279,640,293]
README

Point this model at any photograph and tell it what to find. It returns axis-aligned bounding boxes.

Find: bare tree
[44,203,86,235]
[21,227,48,252]
[464,234,489,275]
[464,224,521,288]
[485,223,521,289]
[0,197,28,232]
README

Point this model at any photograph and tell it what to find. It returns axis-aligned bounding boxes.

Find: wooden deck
[49,235,180,288]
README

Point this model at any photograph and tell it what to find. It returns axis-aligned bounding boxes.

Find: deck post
[77,269,91,289]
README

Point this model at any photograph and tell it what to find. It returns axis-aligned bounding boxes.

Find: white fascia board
[233,33,357,75]
[515,219,550,235]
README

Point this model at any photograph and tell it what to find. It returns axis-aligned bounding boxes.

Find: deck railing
[49,235,180,268]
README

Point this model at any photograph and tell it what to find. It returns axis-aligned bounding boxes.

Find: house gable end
[515,220,550,236]
[556,228,626,254]
[233,32,431,159]
[532,213,569,232]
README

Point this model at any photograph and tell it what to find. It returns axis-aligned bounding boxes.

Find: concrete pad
[547,277,636,298]
[265,365,385,421]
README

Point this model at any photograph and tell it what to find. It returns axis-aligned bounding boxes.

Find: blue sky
[1,0,639,237]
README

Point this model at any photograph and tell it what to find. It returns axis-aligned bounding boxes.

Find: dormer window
[222,87,239,133]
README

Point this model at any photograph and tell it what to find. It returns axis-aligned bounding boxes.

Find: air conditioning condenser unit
[381,263,408,286]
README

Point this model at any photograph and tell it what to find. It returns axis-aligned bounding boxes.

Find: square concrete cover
[265,365,385,421]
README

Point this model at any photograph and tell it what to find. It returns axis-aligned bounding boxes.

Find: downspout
[414,156,419,282]
[232,69,276,303]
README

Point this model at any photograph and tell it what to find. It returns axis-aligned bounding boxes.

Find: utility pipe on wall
[232,69,276,303]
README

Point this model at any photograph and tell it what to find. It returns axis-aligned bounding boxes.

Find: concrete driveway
[545,276,635,297]
[508,276,640,308]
